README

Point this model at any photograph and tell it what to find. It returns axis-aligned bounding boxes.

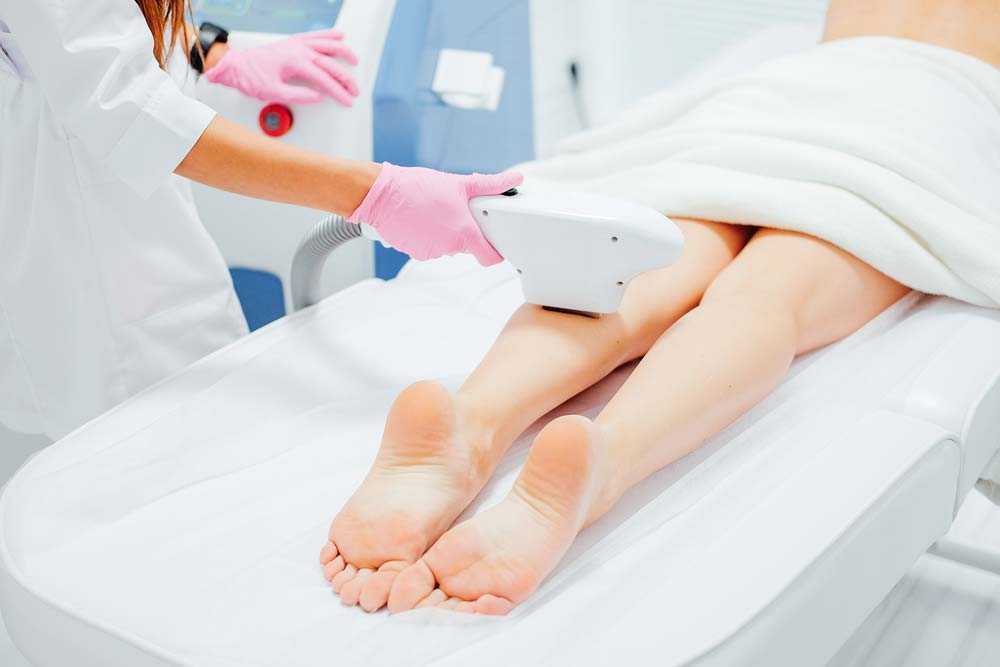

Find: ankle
[583,423,626,526]
[453,393,509,482]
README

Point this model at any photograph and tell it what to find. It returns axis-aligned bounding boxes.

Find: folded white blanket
[519,36,1000,307]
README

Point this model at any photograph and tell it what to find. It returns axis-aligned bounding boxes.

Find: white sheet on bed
[2,256,999,667]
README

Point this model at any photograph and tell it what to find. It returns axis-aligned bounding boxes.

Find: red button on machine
[259,104,293,137]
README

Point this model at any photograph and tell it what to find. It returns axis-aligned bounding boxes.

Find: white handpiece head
[360,223,385,244]
[470,190,685,316]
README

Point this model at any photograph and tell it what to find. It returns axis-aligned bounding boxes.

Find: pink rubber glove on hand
[205,29,359,106]
[349,164,524,266]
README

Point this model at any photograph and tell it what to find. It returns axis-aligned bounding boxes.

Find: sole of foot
[319,381,495,612]
[386,415,605,615]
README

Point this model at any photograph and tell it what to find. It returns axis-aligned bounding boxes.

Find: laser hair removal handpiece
[290,190,685,315]
[470,190,685,317]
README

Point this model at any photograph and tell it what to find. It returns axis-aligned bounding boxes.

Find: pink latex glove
[349,163,524,266]
[205,29,359,106]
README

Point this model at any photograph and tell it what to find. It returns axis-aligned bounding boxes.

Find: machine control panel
[195,0,346,34]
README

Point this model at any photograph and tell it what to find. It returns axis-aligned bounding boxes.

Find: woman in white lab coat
[0,0,521,439]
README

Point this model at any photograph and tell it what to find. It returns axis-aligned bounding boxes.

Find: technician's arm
[177,117,524,265]
[176,115,379,218]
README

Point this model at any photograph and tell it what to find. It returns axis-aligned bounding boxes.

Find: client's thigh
[702,228,912,354]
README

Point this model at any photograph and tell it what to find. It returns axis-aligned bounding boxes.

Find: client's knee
[697,271,802,349]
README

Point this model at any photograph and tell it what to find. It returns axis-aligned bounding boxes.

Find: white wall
[530,0,585,157]
[531,0,830,139]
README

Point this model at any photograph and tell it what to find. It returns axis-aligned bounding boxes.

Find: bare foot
[386,415,607,615]
[319,381,498,612]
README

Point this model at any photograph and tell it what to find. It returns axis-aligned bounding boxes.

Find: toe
[475,594,515,616]
[323,556,346,581]
[388,560,437,614]
[359,566,402,613]
[454,601,478,614]
[415,589,448,609]
[331,564,358,594]
[437,597,462,610]
[319,541,338,565]
[340,568,373,606]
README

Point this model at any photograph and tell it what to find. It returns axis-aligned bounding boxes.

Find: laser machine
[192,0,535,329]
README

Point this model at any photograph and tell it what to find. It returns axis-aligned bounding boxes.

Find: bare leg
[388,229,911,614]
[457,219,755,466]
[319,220,750,611]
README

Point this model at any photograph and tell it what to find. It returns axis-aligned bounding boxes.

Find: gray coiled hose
[290,215,364,312]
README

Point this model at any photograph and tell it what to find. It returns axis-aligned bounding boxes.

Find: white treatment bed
[1,254,1000,667]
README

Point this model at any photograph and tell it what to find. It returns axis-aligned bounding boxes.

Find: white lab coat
[0,1,248,440]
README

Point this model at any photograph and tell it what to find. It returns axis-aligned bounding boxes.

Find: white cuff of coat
[109,79,217,199]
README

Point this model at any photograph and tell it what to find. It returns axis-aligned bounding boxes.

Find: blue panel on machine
[229,268,286,332]
[373,0,536,279]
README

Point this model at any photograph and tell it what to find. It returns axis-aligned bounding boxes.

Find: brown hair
[134,0,192,68]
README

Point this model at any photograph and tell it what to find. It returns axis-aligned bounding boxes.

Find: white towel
[518,36,1000,307]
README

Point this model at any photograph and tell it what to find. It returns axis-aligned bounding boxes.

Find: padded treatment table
[1,257,999,667]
